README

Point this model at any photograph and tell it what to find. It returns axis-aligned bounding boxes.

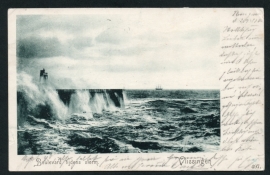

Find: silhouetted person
[40,68,48,82]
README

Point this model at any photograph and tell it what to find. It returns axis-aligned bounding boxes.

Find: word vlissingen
[167,155,212,167]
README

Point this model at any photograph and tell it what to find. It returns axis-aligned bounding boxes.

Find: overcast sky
[17,9,220,89]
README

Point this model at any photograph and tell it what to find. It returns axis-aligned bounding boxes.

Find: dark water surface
[18,89,220,154]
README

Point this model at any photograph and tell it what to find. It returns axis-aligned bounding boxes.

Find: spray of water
[114,92,125,109]
[17,72,68,121]
[123,90,129,107]
[68,90,93,118]
[17,72,121,124]
[90,92,117,113]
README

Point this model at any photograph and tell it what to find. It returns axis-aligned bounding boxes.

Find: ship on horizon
[156,85,163,90]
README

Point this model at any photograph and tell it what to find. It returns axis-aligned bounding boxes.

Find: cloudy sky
[17,9,220,89]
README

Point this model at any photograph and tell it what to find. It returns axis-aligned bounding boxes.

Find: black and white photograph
[8,7,265,171]
[16,10,221,155]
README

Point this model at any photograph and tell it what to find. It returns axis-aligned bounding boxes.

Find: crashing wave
[17,72,122,128]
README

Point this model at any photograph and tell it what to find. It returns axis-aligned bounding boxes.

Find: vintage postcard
[8,8,264,171]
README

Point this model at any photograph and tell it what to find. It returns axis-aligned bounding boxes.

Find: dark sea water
[17,73,220,154]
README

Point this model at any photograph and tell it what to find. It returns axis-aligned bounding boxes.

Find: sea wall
[56,89,124,108]
[17,89,124,126]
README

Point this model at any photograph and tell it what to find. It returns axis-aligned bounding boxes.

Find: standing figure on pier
[40,68,49,83]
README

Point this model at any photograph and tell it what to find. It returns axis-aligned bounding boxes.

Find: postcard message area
[218,8,264,170]
[8,8,264,171]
